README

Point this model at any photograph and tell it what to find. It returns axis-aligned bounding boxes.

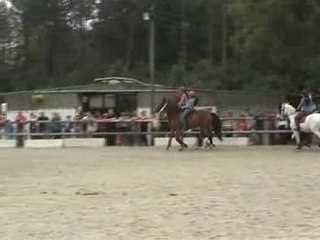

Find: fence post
[262,119,270,145]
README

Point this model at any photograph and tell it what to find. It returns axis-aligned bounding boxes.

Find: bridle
[159,102,168,113]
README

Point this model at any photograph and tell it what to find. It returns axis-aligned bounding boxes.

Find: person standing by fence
[105,110,117,146]
[38,112,49,139]
[139,110,149,146]
[15,111,27,147]
[29,113,38,139]
[0,113,6,139]
[51,113,62,139]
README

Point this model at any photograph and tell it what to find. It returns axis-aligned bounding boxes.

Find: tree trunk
[22,26,30,73]
[125,19,136,73]
[222,1,228,67]
[45,25,55,77]
[207,0,214,65]
[179,0,187,72]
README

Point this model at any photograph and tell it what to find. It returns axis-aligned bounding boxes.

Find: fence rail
[0,116,294,147]
[1,130,293,137]
[4,116,271,124]
[0,117,290,135]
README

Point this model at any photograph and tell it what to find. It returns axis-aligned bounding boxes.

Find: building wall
[41,93,78,109]
[212,91,283,114]
[1,92,78,111]
[2,92,33,111]
[1,90,283,115]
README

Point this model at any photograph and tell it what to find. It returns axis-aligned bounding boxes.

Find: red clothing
[237,120,249,131]
[15,112,27,123]
[0,114,6,128]
[171,90,195,106]
[171,91,182,101]
[178,93,188,106]
[15,112,27,132]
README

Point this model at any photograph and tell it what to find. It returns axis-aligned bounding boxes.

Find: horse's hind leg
[205,128,216,149]
[196,130,205,149]
[310,128,320,148]
[197,133,203,148]
[208,136,215,149]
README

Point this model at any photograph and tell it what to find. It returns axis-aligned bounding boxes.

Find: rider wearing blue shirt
[180,90,197,130]
[295,90,317,133]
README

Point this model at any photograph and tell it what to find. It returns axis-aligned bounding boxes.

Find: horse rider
[295,90,317,135]
[180,90,197,130]
[177,86,189,107]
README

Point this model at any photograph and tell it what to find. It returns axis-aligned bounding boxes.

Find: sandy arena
[1,146,320,240]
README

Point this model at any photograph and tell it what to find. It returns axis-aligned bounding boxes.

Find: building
[0,77,283,118]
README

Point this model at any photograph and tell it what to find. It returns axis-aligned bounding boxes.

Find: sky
[0,0,12,8]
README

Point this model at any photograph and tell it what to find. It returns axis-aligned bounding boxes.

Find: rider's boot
[295,115,301,136]
[295,115,300,132]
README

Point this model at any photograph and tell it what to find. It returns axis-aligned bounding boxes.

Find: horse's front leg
[175,130,188,151]
[294,130,302,150]
[178,120,188,149]
[167,129,175,150]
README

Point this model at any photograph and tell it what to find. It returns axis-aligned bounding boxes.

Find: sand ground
[1,146,320,240]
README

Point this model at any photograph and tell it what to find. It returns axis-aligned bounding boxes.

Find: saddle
[298,110,319,123]
[299,116,307,124]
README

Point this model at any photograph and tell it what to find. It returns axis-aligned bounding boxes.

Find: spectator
[73,113,82,136]
[4,120,14,139]
[105,109,117,146]
[95,112,106,139]
[15,111,27,147]
[223,112,235,137]
[80,112,89,133]
[81,112,96,137]
[29,113,38,139]
[139,110,149,146]
[129,111,139,146]
[63,115,73,137]
[38,112,49,139]
[236,114,249,137]
[94,113,101,137]
[268,112,278,145]
[117,112,130,145]
[252,113,265,145]
[247,113,255,130]
[0,113,6,139]
[15,111,27,132]
[87,113,97,137]
[51,112,62,139]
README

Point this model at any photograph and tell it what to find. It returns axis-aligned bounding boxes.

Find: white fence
[0,117,294,148]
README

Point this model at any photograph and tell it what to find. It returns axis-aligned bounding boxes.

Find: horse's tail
[211,112,223,142]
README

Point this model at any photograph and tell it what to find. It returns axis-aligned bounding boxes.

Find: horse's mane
[165,96,179,106]
[281,102,296,114]
[278,103,282,113]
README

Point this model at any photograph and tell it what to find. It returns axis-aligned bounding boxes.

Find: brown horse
[153,96,223,151]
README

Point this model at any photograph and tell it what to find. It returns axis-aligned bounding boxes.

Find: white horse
[279,102,320,149]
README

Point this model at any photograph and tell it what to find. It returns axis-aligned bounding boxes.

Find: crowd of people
[0,108,292,146]
[0,84,296,145]
[221,111,292,145]
[0,88,316,147]
[0,109,151,146]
